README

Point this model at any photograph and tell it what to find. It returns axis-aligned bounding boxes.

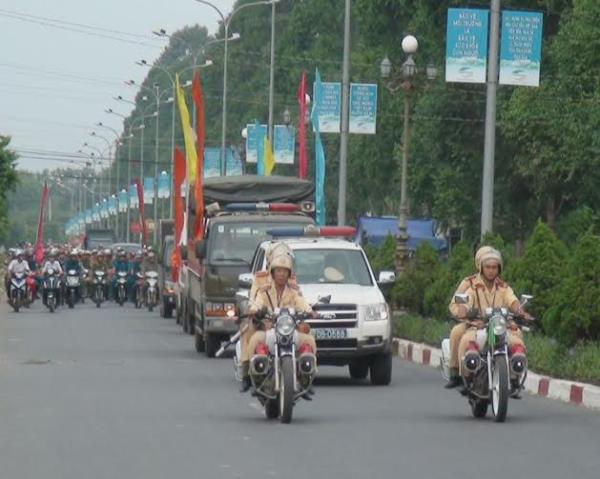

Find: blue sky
[0,0,235,171]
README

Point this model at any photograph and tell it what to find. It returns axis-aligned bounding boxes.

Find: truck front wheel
[370,353,392,386]
[349,360,369,380]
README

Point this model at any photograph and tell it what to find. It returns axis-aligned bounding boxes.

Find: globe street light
[380,35,438,275]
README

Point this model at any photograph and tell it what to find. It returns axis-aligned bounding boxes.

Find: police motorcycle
[8,271,28,312]
[92,270,107,308]
[115,271,129,306]
[144,271,159,312]
[441,294,534,423]
[43,268,61,313]
[65,269,82,309]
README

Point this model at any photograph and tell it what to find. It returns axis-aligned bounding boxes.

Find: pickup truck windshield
[293,249,373,286]
[209,222,310,265]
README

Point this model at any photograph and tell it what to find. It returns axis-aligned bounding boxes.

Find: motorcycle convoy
[5,242,536,425]
[5,249,160,313]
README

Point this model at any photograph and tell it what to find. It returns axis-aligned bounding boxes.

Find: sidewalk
[392,337,600,410]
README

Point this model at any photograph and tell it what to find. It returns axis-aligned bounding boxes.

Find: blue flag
[255,119,265,176]
[311,69,326,225]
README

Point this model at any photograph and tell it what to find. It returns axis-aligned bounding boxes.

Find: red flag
[171,147,186,281]
[297,71,308,179]
[192,70,205,240]
[135,179,147,246]
[34,181,50,264]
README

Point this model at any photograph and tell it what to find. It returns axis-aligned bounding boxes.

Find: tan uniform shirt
[250,280,312,315]
[449,274,518,318]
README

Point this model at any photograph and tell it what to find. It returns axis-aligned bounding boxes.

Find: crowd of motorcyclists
[3,243,160,311]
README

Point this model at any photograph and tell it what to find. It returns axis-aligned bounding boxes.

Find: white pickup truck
[237,234,396,385]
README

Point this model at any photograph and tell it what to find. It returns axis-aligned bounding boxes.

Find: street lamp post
[194,0,278,176]
[380,35,438,275]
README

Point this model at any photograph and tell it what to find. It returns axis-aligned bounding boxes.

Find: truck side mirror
[238,273,253,289]
[195,240,207,259]
[377,271,396,285]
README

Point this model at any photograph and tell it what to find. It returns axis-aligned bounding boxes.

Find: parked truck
[179,175,316,357]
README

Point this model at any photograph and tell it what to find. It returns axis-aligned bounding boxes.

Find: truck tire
[349,360,369,380]
[205,333,219,358]
[194,330,205,353]
[370,353,392,386]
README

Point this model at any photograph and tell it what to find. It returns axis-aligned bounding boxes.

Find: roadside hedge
[367,220,600,347]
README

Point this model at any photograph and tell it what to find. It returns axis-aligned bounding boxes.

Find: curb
[391,337,600,411]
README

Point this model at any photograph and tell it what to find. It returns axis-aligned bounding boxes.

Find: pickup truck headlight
[361,303,390,321]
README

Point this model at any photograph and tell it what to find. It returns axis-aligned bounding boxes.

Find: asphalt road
[0,300,599,479]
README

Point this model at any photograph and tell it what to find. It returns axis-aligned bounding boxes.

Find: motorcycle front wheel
[279,356,295,424]
[491,356,509,423]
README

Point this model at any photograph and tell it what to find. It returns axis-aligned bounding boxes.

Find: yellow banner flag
[175,74,198,183]
[264,136,275,176]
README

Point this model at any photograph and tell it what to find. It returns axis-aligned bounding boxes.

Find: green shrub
[391,242,440,315]
[423,241,474,320]
[557,206,598,246]
[544,230,600,345]
[364,234,395,274]
[393,313,451,346]
[511,220,568,324]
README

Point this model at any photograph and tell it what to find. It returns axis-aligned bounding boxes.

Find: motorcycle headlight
[491,315,507,336]
[361,303,390,321]
[276,314,295,337]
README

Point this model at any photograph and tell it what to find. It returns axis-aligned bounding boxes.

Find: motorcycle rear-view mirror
[520,294,534,306]
[454,293,469,304]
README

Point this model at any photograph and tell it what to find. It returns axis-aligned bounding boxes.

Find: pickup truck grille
[311,303,358,325]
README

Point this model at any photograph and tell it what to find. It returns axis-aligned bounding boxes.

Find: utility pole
[267,0,276,143]
[481,0,501,236]
[338,0,351,226]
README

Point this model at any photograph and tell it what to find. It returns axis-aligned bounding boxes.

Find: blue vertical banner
[92,204,100,222]
[118,190,128,212]
[143,177,154,204]
[499,11,543,87]
[245,123,268,164]
[204,147,242,177]
[158,172,170,198]
[101,200,109,219]
[108,196,118,215]
[85,209,92,224]
[349,83,378,134]
[129,184,139,209]
[255,120,265,176]
[274,125,295,164]
[445,8,489,83]
[311,68,327,226]
[313,81,341,133]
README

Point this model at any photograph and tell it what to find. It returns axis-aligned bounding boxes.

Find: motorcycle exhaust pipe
[463,351,481,373]
[298,353,316,376]
[250,355,269,376]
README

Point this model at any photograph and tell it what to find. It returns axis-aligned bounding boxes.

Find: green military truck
[179,175,315,357]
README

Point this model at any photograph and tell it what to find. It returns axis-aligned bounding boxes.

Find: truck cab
[179,175,316,358]
[238,227,396,385]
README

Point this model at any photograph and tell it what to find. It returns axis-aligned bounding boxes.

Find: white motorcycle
[145,271,159,312]
[9,271,28,312]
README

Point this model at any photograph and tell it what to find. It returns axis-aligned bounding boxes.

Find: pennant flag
[34,181,50,264]
[192,70,205,240]
[135,178,147,246]
[264,136,275,176]
[176,73,199,183]
[297,71,308,179]
[311,69,327,226]
[172,147,186,281]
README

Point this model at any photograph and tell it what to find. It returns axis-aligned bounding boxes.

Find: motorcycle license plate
[312,328,348,340]
[67,277,79,286]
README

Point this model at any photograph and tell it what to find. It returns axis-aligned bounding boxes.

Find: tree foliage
[0,136,19,239]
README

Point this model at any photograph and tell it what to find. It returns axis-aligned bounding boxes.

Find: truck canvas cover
[201,175,314,205]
